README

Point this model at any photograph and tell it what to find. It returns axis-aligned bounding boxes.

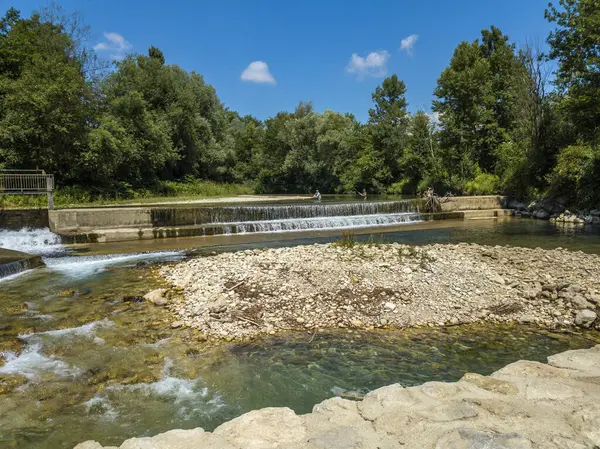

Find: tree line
[0,0,599,207]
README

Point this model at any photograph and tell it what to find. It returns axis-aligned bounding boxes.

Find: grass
[0,181,254,209]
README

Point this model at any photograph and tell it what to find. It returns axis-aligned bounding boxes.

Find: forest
[0,0,599,207]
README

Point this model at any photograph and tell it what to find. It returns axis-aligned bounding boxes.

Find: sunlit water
[1,219,600,448]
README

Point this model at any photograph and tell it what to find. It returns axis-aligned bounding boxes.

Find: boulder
[575,309,597,328]
[571,295,594,310]
[213,407,306,448]
[143,289,168,306]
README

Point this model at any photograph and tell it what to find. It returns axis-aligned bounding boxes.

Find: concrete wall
[49,196,508,237]
[0,209,49,229]
[441,195,506,212]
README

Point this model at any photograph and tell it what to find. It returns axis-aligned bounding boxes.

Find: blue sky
[7,0,555,122]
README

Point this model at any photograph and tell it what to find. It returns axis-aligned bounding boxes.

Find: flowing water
[2,216,600,448]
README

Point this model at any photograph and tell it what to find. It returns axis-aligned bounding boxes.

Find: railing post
[46,175,54,210]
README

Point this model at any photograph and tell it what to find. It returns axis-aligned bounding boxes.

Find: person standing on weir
[357,189,367,200]
[312,190,322,201]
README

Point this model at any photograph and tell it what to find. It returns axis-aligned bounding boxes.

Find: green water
[2,219,600,448]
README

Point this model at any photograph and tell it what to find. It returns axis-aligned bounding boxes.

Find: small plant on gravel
[332,232,358,248]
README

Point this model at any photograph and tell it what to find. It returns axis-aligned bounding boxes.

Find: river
[1,218,600,448]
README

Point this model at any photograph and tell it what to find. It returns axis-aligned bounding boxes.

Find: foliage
[546,0,600,144]
[464,171,500,195]
[0,3,600,210]
[546,144,600,207]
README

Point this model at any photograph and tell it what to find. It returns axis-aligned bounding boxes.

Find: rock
[402,266,412,274]
[144,289,168,306]
[383,302,397,312]
[350,318,363,327]
[214,407,306,448]
[534,209,550,220]
[571,295,594,310]
[575,309,597,328]
[488,273,505,285]
[587,293,600,305]
[461,372,518,395]
[296,317,305,324]
[436,428,533,449]
[171,321,183,328]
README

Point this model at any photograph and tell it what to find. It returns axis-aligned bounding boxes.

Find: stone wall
[74,344,600,449]
[0,208,49,229]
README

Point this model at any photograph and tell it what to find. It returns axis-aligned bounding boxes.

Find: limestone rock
[460,372,518,395]
[436,428,533,449]
[214,407,306,448]
[143,289,167,306]
[575,309,597,328]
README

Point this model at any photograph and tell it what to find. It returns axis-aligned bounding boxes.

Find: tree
[0,8,94,179]
[546,0,600,144]
[368,74,409,183]
[433,27,528,189]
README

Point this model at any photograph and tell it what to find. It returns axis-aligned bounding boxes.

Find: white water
[20,319,113,340]
[222,212,422,234]
[0,228,64,255]
[0,343,79,380]
[43,251,184,279]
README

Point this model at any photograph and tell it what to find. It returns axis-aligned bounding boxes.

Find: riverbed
[1,218,600,448]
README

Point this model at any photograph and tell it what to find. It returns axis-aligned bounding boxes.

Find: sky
[6,0,556,122]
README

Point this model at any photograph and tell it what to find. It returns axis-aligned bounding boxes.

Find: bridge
[0,169,55,209]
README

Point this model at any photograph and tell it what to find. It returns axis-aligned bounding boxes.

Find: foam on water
[43,251,184,279]
[0,343,79,380]
[226,212,422,234]
[0,228,64,256]
[20,319,113,340]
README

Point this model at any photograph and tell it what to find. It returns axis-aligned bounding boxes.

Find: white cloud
[93,32,132,60]
[241,61,276,84]
[400,34,418,56]
[346,50,390,79]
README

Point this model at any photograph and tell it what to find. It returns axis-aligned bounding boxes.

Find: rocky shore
[75,344,600,448]
[154,242,600,339]
[508,197,600,224]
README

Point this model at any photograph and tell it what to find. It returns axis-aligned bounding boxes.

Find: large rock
[575,309,597,328]
[143,289,168,306]
[435,428,533,449]
[213,407,306,448]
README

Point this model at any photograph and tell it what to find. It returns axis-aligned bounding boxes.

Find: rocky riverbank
[75,344,600,448]
[508,197,600,224]
[154,242,600,339]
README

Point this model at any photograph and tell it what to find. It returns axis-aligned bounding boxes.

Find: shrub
[464,172,499,195]
[546,144,600,207]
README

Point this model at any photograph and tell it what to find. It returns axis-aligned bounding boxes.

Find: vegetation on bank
[0,181,252,209]
[0,1,599,208]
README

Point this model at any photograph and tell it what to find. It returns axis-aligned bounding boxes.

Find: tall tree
[546,0,600,145]
[433,26,527,187]
[0,8,93,179]
[368,74,409,184]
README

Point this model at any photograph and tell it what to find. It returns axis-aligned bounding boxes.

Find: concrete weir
[47,196,507,243]
[0,248,43,280]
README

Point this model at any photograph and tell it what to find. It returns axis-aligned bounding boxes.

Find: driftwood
[339,393,365,400]
[422,188,454,213]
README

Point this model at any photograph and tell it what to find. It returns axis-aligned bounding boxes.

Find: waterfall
[203,200,420,223]
[0,228,64,256]
[186,201,423,236]
[0,257,40,281]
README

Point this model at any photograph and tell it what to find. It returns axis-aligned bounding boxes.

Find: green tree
[0,8,94,178]
[368,74,409,184]
[546,0,600,145]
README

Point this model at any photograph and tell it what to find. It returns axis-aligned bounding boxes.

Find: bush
[386,179,413,195]
[464,172,499,195]
[546,144,600,207]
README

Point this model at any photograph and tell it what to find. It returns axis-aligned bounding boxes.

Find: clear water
[1,219,600,449]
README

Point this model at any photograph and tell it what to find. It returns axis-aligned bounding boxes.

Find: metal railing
[0,170,55,209]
